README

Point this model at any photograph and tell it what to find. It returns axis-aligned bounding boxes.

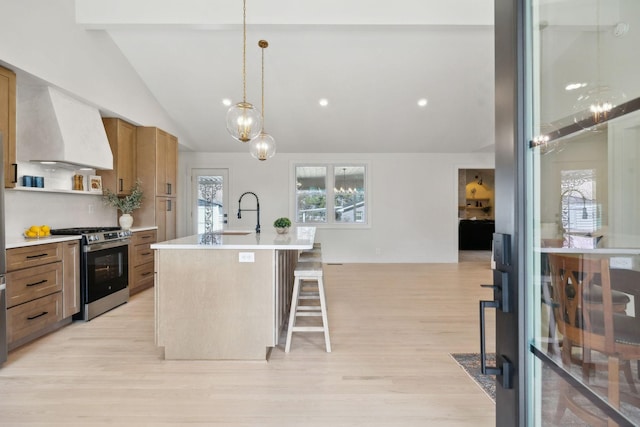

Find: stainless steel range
[50,227,131,320]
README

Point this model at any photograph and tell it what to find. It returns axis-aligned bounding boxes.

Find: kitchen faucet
[237,192,261,233]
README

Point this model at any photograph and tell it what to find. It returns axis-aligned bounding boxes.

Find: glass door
[190,169,229,234]
[525,0,640,425]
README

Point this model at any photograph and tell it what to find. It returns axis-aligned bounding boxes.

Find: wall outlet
[88,203,95,214]
[375,247,382,255]
[239,252,255,263]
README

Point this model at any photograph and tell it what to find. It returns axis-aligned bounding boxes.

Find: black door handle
[479,299,514,389]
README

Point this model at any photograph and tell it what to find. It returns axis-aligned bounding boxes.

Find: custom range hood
[17,86,113,170]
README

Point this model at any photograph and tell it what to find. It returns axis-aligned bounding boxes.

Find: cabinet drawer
[131,262,154,294]
[7,243,63,271]
[6,262,63,308]
[133,262,154,284]
[132,230,157,246]
[7,292,63,345]
[134,243,154,266]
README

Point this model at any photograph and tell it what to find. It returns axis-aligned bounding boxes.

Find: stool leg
[317,276,331,352]
[285,276,301,353]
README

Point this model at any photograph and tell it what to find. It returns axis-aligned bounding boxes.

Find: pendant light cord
[259,40,268,130]
[242,0,247,103]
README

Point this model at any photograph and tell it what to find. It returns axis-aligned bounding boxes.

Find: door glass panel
[191,169,228,234]
[527,0,640,425]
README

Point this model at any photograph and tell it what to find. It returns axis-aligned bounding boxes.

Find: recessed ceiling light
[319,98,329,107]
[417,98,428,107]
[222,98,232,107]
[565,83,587,91]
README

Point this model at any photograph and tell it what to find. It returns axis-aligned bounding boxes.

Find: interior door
[190,169,229,234]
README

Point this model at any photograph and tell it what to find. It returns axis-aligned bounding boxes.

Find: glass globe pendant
[250,131,276,161]
[227,102,262,142]
[250,40,276,161]
[226,0,262,143]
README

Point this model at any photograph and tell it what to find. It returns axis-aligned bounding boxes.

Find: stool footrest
[291,326,325,332]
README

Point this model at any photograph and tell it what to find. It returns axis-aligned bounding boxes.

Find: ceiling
[75,0,495,154]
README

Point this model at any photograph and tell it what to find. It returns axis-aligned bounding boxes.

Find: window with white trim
[295,164,368,226]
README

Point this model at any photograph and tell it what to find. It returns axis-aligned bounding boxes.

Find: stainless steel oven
[51,227,131,320]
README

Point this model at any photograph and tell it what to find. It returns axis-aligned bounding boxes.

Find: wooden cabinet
[62,240,81,318]
[98,118,136,195]
[129,229,157,295]
[0,65,17,188]
[136,127,178,242]
[6,243,65,349]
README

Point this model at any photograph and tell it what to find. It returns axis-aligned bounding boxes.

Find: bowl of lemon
[24,225,51,239]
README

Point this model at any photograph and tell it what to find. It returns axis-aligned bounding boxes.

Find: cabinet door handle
[141,251,152,256]
[26,279,48,287]
[141,271,153,277]
[26,253,48,259]
[167,199,172,212]
[27,311,48,320]
[12,163,18,183]
[141,235,152,239]
[119,178,123,192]
[166,183,172,195]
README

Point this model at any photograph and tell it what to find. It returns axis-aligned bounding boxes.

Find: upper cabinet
[97,118,136,195]
[137,127,177,197]
[0,65,17,188]
[136,127,178,241]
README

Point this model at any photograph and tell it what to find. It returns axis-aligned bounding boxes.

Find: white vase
[119,213,134,230]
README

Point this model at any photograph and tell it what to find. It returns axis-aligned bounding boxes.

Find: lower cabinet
[130,229,157,295]
[6,240,80,350]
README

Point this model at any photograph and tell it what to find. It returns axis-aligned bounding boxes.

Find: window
[560,169,600,234]
[295,164,368,226]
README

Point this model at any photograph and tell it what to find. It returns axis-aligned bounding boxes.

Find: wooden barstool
[285,261,331,352]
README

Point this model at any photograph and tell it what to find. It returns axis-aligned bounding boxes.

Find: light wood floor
[0,263,496,426]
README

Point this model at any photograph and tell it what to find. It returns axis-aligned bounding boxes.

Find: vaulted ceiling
[75,0,495,154]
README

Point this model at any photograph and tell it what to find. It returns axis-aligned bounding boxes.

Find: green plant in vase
[273,217,292,234]
[103,180,144,230]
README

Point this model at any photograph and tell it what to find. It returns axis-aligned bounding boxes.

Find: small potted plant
[103,180,144,230]
[273,217,292,234]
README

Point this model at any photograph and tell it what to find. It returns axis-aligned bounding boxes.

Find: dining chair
[548,254,640,424]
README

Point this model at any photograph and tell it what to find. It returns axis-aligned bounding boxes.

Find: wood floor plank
[0,262,495,426]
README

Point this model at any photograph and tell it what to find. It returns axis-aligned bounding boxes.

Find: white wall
[179,152,495,263]
[0,0,188,145]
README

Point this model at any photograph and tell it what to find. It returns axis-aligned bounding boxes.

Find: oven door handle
[84,239,130,252]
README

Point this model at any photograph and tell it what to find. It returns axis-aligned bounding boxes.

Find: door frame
[494,0,528,424]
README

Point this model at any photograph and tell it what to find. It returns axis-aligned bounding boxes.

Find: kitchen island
[150,227,315,360]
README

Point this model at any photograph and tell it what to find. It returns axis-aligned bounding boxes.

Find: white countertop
[151,227,316,250]
[6,234,82,249]
[130,226,158,232]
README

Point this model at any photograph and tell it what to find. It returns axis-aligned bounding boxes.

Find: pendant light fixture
[226,0,262,142]
[250,39,276,161]
[572,0,626,131]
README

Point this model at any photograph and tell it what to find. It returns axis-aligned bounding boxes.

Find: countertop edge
[130,226,159,232]
[6,235,82,249]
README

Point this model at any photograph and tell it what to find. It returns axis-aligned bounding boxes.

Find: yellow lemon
[38,230,47,237]
[29,225,41,233]
[41,225,50,232]
[26,231,37,238]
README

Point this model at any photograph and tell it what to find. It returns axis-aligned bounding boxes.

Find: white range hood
[17,86,113,170]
